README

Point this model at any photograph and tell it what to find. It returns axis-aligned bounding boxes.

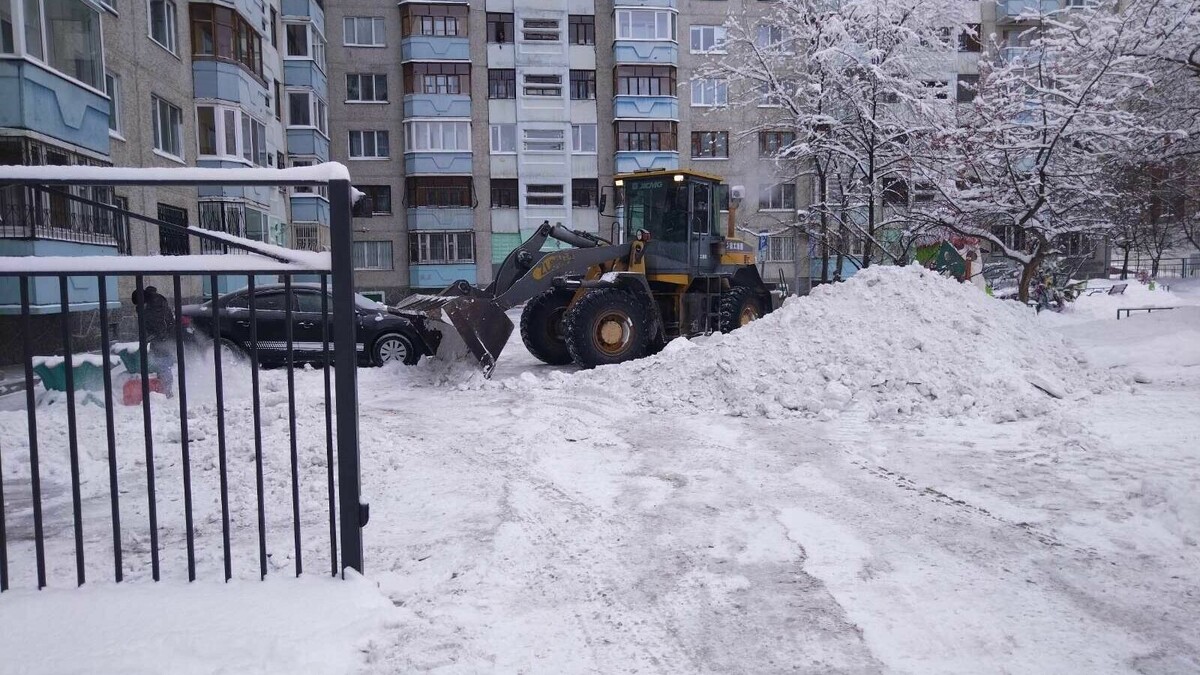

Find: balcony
[613,96,679,120]
[613,41,679,65]
[997,0,1060,20]
[284,60,328,97]
[406,208,473,231]
[614,0,676,7]
[1000,46,1044,66]
[400,37,470,63]
[193,61,268,104]
[290,195,329,225]
[0,193,126,248]
[404,152,473,175]
[403,94,472,118]
[281,0,325,20]
[287,128,331,161]
[0,60,111,156]
[410,263,476,289]
[615,151,679,173]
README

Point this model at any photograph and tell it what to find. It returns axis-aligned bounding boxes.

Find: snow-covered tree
[702,0,968,275]
[914,1,1180,301]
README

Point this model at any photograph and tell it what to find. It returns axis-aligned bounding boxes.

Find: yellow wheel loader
[393,170,782,376]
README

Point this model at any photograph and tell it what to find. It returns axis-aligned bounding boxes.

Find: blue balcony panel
[286,127,331,160]
[615,151,679,173]
[290,194,330,224]
[281,0,326,33]
[612,41,678,65]
[998,0,1060,18]
[0,60,110,156]
[613,95,679,120]
[0,240,117,315]
[406,208,473,231]
[403,94,472,118]
[615,0,676,7]
[405,151,473,174]
[283,60,328,99]
[400,37,470,63]
[193,60,268,106]
[410,263,476,289]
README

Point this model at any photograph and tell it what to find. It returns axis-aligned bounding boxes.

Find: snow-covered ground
[2,267,1198,674]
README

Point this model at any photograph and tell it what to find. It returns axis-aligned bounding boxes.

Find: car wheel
[373,332,419,366]
[217,337,249,365]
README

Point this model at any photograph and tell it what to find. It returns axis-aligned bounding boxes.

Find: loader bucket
[440,297,514,377]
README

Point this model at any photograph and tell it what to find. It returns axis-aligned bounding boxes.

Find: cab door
[689,180,720,274]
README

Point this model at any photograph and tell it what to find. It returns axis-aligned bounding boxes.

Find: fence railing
[0,168,364,592]
[1111,256,1199,279]
[0,189,129,248]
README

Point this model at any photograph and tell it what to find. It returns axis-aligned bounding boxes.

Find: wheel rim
[547,306,568,342]
[377,336,408,363]
[739,305,759,326]
[594,311,632,356]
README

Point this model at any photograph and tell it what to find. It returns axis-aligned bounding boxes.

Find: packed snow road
[1,268,1198,674]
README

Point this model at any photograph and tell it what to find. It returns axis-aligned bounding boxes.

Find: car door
[291,288,333,360]
[239,289,290,363]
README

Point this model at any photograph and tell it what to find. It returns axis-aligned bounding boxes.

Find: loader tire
[564,289,650,368]
[520,288,575,365]
[719,286,764,333]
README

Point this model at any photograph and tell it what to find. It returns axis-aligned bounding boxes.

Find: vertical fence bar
[210,274,232,582]
[98,276,122,582]
[283,276,302,576]
[21,276,47,588]
[58,276,85,587]
[172,276,195,582]
[247,276,267,580]
[0,428,7,591]
[135,276,160,581]
[331,180,364,574]
[320,274,337,577]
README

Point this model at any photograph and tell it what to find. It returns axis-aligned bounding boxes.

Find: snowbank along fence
[0,167,366,592]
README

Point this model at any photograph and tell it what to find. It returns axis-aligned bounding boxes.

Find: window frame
[614,65,676,97]
[690,131,729,159]
[404,119,471,152]
[409,231,475,264]
[353,240,394,270]
[151,94,184,161]
[343,16,386,47]
[404,62,470,95]
[614,8,677,41]
[488,68,517,99]
[568,15,595,45]
[106,71,123,138]
[346,73,388,103]
[758,183,796,211]
[569,70,596,100]
[572,124,597,154]
[489,124,516,154]
[287,90,329,136]
[148,0,178,55]
[690,77,728,107]
[486,13,513,44]
[523,72,562,97]
[526,183,564,207]
[758,130,795,157]
[614,120,677,152]
[572,179,599,208]
[490,179,518,208]
[348,130,391,159]
[689,25,726,54]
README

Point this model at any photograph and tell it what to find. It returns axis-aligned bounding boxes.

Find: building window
[287,91,328,135]
[690,25,726,53]
[690,78,727,107]
[344,16,385,46]
[913,182,935,203]
[758,130,795,156]
[353,241,394,270]
[157,203,189,255]
[959,24,981,52]
[349,130,390,159]
[572,179,598,208]
[404,62,470,95]
[756,24,784,50]
[274,80,282,119]
[615,65,676,96]
[190,4,263,77]
[568,15,595,45]
[957,74,979,103]
[401,4,468,37]
[881,177,909,206]
[615,9,676,41]
[615,121,677,151]
[197,105,267,164]
[149,0,177,54]
[758,183,795,211]
[105,72,121,135]
[759,80,793,107]
[488,69,516,99]
[691,131,728,159]
[522,18,559,42]
[410,231,474,264]
[526,184,563,206]
[923,80,949,100]
[358,186,392,214]
[347,73,388,102]
[765,235,795,262]
[491,179,518,208]
[524,73,562,97]
[283,22,325,68]
[570,70,596,100]
[490,124,516,153]
[487,13,513,43]
[405,176,472,207]
[572,124,597,154]
[23,0,104,88]
[405,120,470,152]
[524,128,564,152]
[152,95,184,159]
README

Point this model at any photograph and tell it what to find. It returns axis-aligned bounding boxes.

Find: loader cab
[617,170,725,275]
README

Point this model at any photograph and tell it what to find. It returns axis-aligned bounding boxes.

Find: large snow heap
[542,264,1122,420]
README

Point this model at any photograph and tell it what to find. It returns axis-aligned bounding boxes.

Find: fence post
[330,179,364,575]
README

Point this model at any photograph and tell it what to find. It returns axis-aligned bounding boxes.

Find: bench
[1089,283,1127,296]
[1116,306,1178,320]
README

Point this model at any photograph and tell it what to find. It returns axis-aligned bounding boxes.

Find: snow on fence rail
[0,168,365,594]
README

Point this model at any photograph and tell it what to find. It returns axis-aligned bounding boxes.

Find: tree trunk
[1017,253,1044,304]
[818,168,829,284]
[1120,246,1130,280]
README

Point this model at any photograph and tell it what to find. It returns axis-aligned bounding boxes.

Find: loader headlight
[673,174,685,182]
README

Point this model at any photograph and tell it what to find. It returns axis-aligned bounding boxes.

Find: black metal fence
[0,172,364,592]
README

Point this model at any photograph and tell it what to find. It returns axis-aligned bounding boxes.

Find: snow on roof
[0,254,326,274]
[0,162,351,185]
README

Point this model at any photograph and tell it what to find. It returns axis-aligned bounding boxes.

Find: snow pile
[539,265,1123,421]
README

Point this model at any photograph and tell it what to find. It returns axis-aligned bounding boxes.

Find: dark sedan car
[183,283,438,367]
